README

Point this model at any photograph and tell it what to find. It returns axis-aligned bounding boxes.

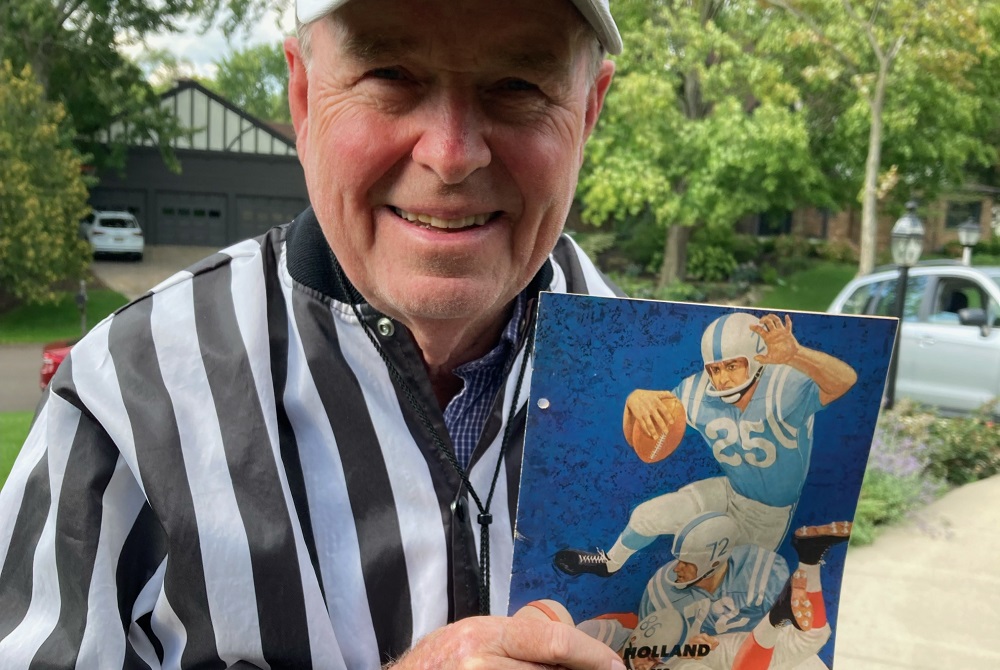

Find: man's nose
[411,93,491,184]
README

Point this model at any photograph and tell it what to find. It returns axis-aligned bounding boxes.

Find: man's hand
[390,616,626,670]
[683,633,720,655]
[625,389,681,439]
[750,313,798,365]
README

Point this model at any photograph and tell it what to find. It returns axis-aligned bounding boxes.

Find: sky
[123,5,296,84]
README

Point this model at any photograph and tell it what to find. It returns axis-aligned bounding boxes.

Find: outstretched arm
[751,314,857,406]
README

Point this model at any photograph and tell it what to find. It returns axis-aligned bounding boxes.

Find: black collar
[284,206,554,309]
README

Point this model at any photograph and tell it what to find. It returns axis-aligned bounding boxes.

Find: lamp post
[957,218,981,266]
[884,201,925,410]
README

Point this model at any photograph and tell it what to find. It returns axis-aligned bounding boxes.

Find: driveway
[0,246,218,413]
[92,245,218,300]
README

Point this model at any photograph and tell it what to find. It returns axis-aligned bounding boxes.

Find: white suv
[828,261,1000,414]
[81,210,144,260]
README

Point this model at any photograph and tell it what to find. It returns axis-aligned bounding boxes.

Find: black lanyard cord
[333,263,531,615]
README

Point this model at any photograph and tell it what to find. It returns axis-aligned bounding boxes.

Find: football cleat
[768,569,813,631]
[792,521,852,565]
[554,548,615,577]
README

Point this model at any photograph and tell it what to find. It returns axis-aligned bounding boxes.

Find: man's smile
[391,206,499,230]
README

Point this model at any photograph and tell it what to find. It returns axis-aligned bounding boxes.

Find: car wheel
[134,252,144,262]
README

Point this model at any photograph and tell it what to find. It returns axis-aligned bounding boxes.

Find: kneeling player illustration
[574,519,852,670]
[556,312,857,578]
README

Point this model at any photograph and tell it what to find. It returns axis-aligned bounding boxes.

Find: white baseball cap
[295,0,623,55]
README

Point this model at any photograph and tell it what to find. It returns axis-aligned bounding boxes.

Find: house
[89,79,309,247]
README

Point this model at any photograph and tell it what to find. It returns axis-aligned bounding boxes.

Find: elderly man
[0,0,624,668]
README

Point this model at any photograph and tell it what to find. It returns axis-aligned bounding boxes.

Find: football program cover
[508,293,897,670]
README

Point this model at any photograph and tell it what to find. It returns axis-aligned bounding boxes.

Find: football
[623,396,686,463]
[513,599,575,626]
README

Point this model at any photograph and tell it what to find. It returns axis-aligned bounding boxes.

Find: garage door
[235,196,308,240]
[89,188,145,225]
[155,192,227,246]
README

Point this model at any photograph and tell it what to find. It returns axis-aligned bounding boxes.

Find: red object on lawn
[40,340,75,390]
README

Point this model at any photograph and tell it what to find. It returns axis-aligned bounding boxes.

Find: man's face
[674,560,699,584]
[287,0,613,332]
[705,357,750,392]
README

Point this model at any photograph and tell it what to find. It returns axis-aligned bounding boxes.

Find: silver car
[828,261,1000,414]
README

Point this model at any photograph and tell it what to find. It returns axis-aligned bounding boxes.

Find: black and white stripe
[0,209,621,668]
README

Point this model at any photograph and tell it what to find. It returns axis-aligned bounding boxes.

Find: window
[842,276,927,319]
[945,199,983,229]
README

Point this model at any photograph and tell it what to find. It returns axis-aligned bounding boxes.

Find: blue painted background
[508,293,897,668]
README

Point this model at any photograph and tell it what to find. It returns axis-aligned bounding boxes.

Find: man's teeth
[393,208,490,229]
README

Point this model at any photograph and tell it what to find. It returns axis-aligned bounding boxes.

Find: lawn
[0,412,32,487]
[753,261,859,312]
[0,289,129,344]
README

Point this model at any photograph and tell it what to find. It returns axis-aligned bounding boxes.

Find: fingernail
[611,660,626,670]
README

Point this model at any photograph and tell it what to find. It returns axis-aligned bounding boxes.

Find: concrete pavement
[0,245,216,413]
[92,245,217,300]
[833,474,1000,668]
[0,343,45,412]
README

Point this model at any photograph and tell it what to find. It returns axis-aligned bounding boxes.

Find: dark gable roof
[162,78,297,150]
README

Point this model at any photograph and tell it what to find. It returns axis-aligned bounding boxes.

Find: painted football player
[556,312,856,577]
[576,519,851,670]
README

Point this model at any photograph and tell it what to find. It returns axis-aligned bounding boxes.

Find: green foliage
[579,0,827,284]
[208,42,290,122]
[0,62,91,305]
[686,230,738,282]
[852,400,945,545]
[926,407,1000,486]
[0,412,32,488]
[755,261,857,310]
[571,231,618,263]
[0,288,129,343]
[813,239,859,264]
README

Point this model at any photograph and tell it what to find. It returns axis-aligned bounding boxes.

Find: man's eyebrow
[341,33,420,64]
[341,30,569,76]
[499,49,565,76]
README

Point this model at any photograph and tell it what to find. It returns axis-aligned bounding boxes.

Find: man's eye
[497,78,539,93]
[367,67,407,81]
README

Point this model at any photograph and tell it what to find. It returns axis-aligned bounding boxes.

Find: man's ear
[580,59,615,162]
[285,35,310,160]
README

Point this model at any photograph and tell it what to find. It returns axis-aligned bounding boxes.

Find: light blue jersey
[673,366,824,507]
[639,544,789,637]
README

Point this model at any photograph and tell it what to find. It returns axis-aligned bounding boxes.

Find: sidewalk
[833,475,1000,668]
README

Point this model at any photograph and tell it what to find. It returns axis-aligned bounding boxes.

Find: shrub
[730,234,763,264]
[0,61,91,304]
[926,405,1000,486]
[573,231,618,261]
[814,240,859,264]
[852,401,945,545]
[686,245,738,282]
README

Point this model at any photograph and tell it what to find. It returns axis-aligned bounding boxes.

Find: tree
[0,62,90,304]
[579,0,826,287]
[209,42,290,122]
[0,0,289,172]
[763,0,995,274]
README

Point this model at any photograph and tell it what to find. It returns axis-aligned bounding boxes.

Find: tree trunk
[858,63,890,276]
[658,225,690,289]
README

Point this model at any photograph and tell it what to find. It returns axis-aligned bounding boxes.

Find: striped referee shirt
[0,209,621,669]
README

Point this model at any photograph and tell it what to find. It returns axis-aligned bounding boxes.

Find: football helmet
[665,512,739,588]
[701,312,766,403]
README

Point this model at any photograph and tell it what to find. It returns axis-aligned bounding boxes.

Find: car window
[928,278,988,325]
[841,276,926,319]
[840,280,889,315]
[97,217,138,229]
